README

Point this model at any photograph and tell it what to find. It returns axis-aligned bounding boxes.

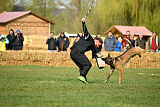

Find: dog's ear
[108,53,110,57]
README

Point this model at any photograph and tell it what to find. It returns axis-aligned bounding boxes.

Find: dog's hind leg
[105,69,115,83]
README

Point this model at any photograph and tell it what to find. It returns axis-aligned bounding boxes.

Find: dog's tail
[121,36,132,47]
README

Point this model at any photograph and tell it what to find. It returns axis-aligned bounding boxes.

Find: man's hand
[81,17,86,22]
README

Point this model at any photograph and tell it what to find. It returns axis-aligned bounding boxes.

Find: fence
[0,50,160,68]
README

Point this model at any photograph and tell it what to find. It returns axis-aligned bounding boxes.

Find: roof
[105,25,152,36]
[0,11,55,24]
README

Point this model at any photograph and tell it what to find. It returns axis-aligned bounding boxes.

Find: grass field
[0,65,160,107]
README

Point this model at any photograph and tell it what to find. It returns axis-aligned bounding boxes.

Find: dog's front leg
[118,68,123,84]
[105,69,114,83]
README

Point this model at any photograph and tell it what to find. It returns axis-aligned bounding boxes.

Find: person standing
[126,34,135,50]
[121,31,130,51]
[148,31,160,52]
[0,34,9,51]
[136,33,146,49]
[6,29,16,50]
[115,38,121,52]
[56,31,70,52]
[129,34,136,47]
[13,30,24,50]
[70,17,103,83]
[73,32,83,45]
[46,32,57,52]
[104,31,117,51]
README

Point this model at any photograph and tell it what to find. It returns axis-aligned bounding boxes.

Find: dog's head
[102,53,114,65]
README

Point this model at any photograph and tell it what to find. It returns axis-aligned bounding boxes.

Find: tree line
[0,0,160,36]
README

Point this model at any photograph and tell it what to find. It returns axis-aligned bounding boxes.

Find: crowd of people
[0,28,160,53]
[46,30,160,53]
[103,30,159,52]
[0,29,24,51]
[46,31,70,52]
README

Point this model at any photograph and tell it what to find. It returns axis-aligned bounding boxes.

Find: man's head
[126,31,130,37]
[16,30,21,36]
[152,31,156,37]
[50,32,54,37]
[9,29,14,35]
[130,34,134,40]
[60,31,65,37]
[16,30,21,33]
[108,31,112,38]
[97,33,102,38]
[0,34,5,41]
[94,37,103,48]
[102,53,114,66]
[139,33,143,39]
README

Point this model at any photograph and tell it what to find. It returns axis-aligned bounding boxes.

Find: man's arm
[144,39,146,49]
[148,38,151,50]
[46,38,49,44]
[81,17,91,40]
[92,48,98,59]
[64,37,70,50]
[5,37,9,44]
[121,39,126,48]
[104,37,107,51]
[56,37,59,47]
[113,38,117,50]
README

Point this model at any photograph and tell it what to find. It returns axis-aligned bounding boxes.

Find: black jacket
[129,39,135,47]
[6,34,16,50]
[71,22,97,58]
[13,34,24,50]
[136,38,146,49]
[46,38,57,50]
[56,35,70,52]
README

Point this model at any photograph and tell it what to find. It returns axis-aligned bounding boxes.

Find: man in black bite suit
[70,17,103,83]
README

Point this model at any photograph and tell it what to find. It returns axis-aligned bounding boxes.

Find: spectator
[56,31,70,52]
[126,34,135,50]
[136,33,146,49]
[129,34,136,47]
[0,34,9,51]
[148,31,160,52]
[13,30,24,50]
[115,38,121,52]
[104,31,117,51]
[73,32,83,45]
[46,32,57,52]
[121,31,130,51]
[96,33,102,38]
[95,33,102,53]
[6,29,16,50]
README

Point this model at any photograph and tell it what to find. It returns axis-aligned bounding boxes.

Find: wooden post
[49,23,50,36]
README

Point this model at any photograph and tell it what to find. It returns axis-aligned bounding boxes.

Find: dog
[102,38,145,84]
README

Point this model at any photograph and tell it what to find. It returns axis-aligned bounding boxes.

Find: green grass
[0,65,160,107]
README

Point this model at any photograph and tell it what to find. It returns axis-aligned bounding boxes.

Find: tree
[0,0,15,13]
[96,0,160,36]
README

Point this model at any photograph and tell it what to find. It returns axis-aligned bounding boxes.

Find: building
[0,11,55,36]
[105,25,152,41]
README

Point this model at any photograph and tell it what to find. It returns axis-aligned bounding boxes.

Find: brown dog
[102,39,145,84]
